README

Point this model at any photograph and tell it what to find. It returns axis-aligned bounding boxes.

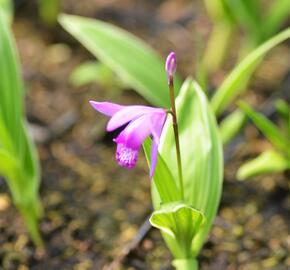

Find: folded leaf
[150,201,205,258]
[59,14,181,107]
[237,150,290,180]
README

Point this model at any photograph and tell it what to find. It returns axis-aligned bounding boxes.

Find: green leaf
[239,102,290,155]
[202,20,233,74]
[150,201,205,258]
[0,0,13,23]
[225,0,262,44]
[203,0,232,22]
[172,259,198,270]
[20,121,40,184]
[0,8,40,186]
[39,0,59,27]
[275,99,290,136]
[0,8,42,246]
[59,14,181,107]
[275,99,290,119]
[0,148,20,181]
[70,61,115,87]
[156,79,223,256]
[237,150,290,180]
[264,0,290,38]
[143,139,181,205]
[0,8,23,152]
[211,27,290,116]
[219,109,246,145]
[0,115,14,152]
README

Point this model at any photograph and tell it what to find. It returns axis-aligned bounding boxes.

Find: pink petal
[149,139,158,178]
[149,113,167,177]
[114,113,153,149]
[107,106,163,132]
[89,101,124,117]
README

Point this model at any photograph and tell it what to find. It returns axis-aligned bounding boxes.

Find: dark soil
[0,1,289,269]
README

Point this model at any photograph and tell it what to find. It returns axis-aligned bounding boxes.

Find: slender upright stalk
[168,77,184,200]
[165,52,184,200]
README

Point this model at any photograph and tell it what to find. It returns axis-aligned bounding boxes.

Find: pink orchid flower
[89,101,167,177]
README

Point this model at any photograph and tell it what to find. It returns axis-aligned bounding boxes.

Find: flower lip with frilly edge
[89,101,167,177]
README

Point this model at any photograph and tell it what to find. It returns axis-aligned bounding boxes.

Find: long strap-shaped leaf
[0,7,42,246]
[239,102,290,156]
[59,14,181,107]
[0,0,13,23]
[211,27,290,116]
[0,7,23,152]
[264,0,290,39]
[237,150,290,180]
[0,115,14,152]
[225,0,262,44]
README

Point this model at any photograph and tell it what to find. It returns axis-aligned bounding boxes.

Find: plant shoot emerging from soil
[89,52,223,270]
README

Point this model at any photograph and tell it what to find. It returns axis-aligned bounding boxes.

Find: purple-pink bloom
[89,101,167,177]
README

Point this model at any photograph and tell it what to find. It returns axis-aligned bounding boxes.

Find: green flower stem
[172,258,198,270]
[168,76,184,200]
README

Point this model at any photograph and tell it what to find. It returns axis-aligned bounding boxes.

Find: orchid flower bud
[165,52,177,80]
